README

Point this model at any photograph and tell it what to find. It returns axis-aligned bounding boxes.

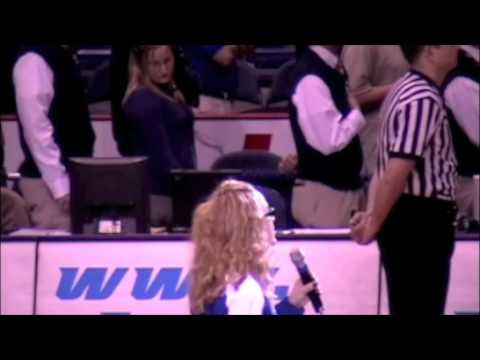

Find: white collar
[461,45,480,63]
[309,46,339,69]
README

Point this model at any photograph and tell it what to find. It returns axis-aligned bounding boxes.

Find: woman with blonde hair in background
[189,179,316,315]
[122,45,198,227]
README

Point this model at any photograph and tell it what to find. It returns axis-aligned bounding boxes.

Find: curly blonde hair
[189,180,275,315]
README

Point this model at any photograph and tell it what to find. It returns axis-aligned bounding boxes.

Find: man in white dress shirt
[12,45,95,231]
[288,45,366,227]
[443,45,479,221]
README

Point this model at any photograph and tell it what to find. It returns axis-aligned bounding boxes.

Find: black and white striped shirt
[377,70,457,201]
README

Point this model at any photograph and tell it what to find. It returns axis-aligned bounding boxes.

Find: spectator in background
[12,45,96,231]
[341,45,409,178]
[122,45,197,227]
[443,45,480,221]
[288,45,366,227]
[111,45,199,156]
[1,123,31,234]
[183,45,255,113]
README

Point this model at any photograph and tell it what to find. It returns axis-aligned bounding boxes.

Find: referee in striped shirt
[351,45,460,315]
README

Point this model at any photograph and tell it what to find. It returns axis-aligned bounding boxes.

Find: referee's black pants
[377,195,456,315]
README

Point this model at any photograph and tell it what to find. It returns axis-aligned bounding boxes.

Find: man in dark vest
[288,45,366,227]
[12,45,95,231]
[443,45,479,221]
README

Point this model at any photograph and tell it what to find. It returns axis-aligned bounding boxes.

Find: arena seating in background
[87,60,111,103]
[211,150,281,171]
[265,60,296,111]
[77,46,296,111]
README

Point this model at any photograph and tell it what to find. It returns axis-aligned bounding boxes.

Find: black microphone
[290,248,323,314]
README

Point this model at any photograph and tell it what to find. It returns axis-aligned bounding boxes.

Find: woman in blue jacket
[189,179,316,315]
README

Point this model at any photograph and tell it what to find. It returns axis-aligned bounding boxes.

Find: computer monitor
[69,157,149,235]
[171,169,242,230]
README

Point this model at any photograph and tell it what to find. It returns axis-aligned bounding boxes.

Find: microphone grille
[289,248,306,267]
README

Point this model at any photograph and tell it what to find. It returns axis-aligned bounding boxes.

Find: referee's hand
[350,211,378,245]
[350,211,367,241]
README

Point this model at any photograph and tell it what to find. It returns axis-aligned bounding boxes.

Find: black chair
[211,151,292,229]
[265,60,296,110]
[255,185,288,229]
[235,60,263,104]
[211,150,281,171]
[254,46,296,69]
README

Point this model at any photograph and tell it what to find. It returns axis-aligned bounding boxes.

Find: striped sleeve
[389,97,443,159]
